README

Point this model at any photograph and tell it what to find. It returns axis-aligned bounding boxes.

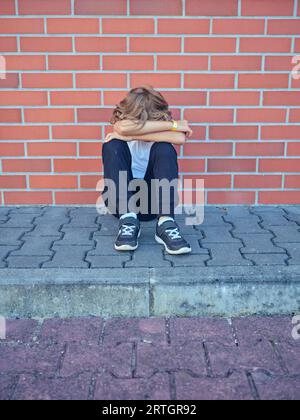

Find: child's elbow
[114,121,128,135]
[177,133,186,145]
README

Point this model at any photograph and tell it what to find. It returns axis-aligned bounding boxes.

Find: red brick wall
[0,0,300,206]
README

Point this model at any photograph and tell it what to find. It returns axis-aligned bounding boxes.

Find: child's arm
[105,130,186,145]
[114,119,192,137]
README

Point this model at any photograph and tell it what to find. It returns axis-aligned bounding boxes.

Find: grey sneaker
[155,219,192,255]
[115,216,141,251]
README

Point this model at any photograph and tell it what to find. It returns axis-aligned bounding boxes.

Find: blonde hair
[111,85,172,127]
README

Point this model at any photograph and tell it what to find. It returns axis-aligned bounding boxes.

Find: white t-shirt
[128,141,153,179]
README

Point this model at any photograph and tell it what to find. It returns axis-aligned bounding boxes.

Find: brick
[184,74,234,89]
[103,90,127,106]
[0,73,19,88]
[47,18,99,34]
[130,37,181,52]
[54,158,101,172]
[55,191,100,204]
[240,37,291,53]
[208,158,256,172]
[130,73,181,88]
[0,18,44,34]
[261,126,300,140]
[30,175,77,189]
[265,55,295,71]
[179,159,205,173]
[237,108,286,123]
[264,91,300,106]
[186,0,238,16]
[102,18,154,34]
[210,126,258,140]
[131,0,182,15]
[103,55,153,71]
[27,142,76,157]
[52,125,101,140]
[185,108,233,123]
[234,175,282,189]
[242,0,294,16]
[80,175,102,188]
[4,192,52,205]
[0,109,21,123]
[162,91,207,106]
[289,109,300,123]
[24,108,74,123]
[0,126,49,140]
[19,0,71,15]
[20,37,72,52]
[183,174,231,188]
[285,175,300,188]
[76,73,127,88]
[185,37,236,52]
[0,91,47,106]
[210,91,260,106]
[268,20,300,35]
[75,0,126,15]
[51,91,100,106]
[75,36,126,52]
[211,56,261,71]
[48,55,99,70]
[0,36,17,51]
[239,73,288,88]
[22,73,73,88]
[260,158,300,172]
[259,191,300,204]
[0,0,15,14]
[77,108,112,123]
[236,142,284,156]
[2,159,51,172]
[157,55,208,71]
[207,191,255,204]
[213,19,264,34]
[5,55,45,70]
[0,143,24,157]
[158,18,209,34]
[184,142,233,156]
[0,175,26,188]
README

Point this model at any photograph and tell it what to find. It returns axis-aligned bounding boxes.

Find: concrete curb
[0,267,299,318]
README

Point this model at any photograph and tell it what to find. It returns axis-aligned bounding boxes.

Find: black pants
[102,139,179,221]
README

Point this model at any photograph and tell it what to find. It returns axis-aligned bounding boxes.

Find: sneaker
[155,219,192,255]
[114,216,141,251]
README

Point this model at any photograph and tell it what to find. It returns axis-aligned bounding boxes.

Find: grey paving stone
[240,233,286,254]
[175,371,253,400]
[96,215,119,236]
[243,253,288,266]
[2,213,36,228]
[275,341,300,375]
[258,212,294,227]
[66,208,99,228]
[197,213,228,227]
[55,228,97,246]
[0,228,27,246]
[24,223,63,237]
[9,206,44,214]
[88,236,117,256]
[284,243,300,265]
[10,236,55,256]
[201,226,241,244]
[283,206,300,215]
[86,255,131,268]
[0,374,19,400]
[225,217,266,235]
[0,245,19,267]
[125,244,170,268]
[6,256,51,268]
[42,245,93,268]
[206,243,252,266]
[165,254,209,267]
[224,206,252,218]
[252,371,300,401]
[270,226,300,243]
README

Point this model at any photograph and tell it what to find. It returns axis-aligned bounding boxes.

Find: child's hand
[176,120,193,138]
[105,132,133,142]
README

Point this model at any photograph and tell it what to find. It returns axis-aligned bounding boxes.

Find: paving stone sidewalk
[0,205,300,269]
[0,316,299,400]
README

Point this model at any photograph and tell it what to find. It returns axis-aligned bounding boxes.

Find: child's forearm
[132,131,186,145]
[114,119,174,136]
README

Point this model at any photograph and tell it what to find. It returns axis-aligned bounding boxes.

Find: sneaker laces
[120,224,136,237]
[165,227,182,240]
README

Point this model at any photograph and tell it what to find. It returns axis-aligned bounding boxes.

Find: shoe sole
[155,234,192,255]
[114,230,141,252]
